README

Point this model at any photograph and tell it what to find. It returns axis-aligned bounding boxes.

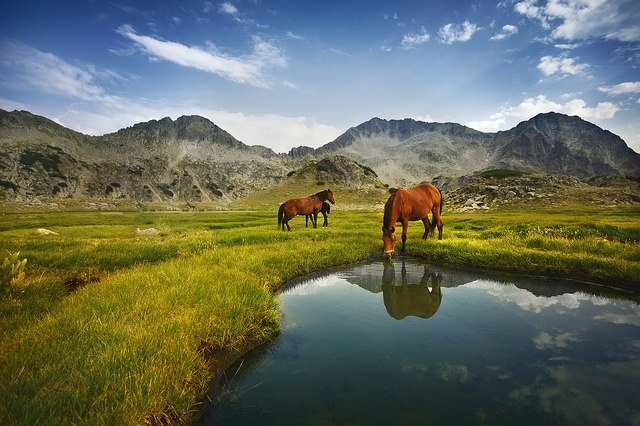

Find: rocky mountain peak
[104,114,250,151]
[1,109,638,206]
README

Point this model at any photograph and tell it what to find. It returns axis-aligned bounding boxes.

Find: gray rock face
[2,109,638,204]
[309,113,640,186]
[0,110,300,204]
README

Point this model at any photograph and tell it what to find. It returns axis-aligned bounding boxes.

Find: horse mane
[383,191,397,229]
[314,189,332,201]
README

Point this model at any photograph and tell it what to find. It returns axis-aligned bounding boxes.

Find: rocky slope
[443,171,640,212]
[0,110,301,204]
[308,113,640,187]
[1,109,638,208]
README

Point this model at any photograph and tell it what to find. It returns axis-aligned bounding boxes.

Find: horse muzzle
[383,249,394,258]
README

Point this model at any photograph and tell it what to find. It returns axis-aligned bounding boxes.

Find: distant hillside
[1,109,638,207]
[0,110,300,204]
[231,155,389,209]
[305,113,640,187]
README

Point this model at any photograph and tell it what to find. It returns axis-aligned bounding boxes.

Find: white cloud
[464,280,582,313]
[533,331,581,350]
[467,95,619,133]
[401,26,430,49]
[438,21,480,44]
[598,81,640,95]
[0,40,117,103]
[554,43,580,49]
[515,0,640,42]
[537,54,589,76]
[116,25,286,88]
[285,31,304,41]
[205,111,343,152]
[491,24,519,40]
[219,2,238,16]
[0,97,28,111]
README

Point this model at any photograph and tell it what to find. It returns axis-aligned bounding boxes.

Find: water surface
[203,258,640,425]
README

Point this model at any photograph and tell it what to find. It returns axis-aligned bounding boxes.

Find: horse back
[284,194,322,216]
[407,184,441,216]
[413,184,441,205]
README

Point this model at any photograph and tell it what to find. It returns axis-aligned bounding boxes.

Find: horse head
[325,189,336,204]
[381,226,396,258]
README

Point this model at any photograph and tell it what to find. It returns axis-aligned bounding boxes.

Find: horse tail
[430,187,443,233]
[278,203,284,227]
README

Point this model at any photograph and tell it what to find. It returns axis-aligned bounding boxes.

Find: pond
[201,258,640,425]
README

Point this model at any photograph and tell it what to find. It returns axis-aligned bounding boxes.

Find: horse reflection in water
[381,259,442,320]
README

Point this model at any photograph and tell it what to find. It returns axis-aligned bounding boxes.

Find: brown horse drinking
[278,189,335,231]
[381,183,443,258]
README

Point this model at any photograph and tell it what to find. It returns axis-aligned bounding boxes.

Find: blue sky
[1,0,639,153]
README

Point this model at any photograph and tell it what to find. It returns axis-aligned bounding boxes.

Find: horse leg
[432,208,443,240]
[400,220,409,252]
[323,212,328,227]
[313,212,319,228]
[421,217,432,239]
[284,214,291,231]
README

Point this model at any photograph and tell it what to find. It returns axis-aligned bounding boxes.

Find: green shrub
[1,251,27,296]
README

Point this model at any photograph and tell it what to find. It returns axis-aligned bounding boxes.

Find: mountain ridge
[1,109,638,206]
[303,112,640,186]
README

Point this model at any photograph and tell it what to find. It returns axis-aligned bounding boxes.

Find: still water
[203,258,640,425]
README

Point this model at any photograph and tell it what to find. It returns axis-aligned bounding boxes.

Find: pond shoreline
[196,253,640,423]
[202,257,640,425]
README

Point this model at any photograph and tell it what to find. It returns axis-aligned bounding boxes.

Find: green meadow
[1,205,639,424]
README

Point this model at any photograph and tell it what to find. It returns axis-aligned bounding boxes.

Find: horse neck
[316,190,328,202]
[383,192,402,229]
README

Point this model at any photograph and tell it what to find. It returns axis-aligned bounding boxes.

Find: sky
[1,0,639,154]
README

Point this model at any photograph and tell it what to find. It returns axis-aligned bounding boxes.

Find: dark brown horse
[278,189,335,231]
[381,183,443,258]
[305,201,331,228]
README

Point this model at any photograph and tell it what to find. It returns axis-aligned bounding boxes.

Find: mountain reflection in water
[203,257,640,426]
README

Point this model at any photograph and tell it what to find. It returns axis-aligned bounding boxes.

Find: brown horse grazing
[381,183,443,258]
[278,189,335,231]
[305,201,331,228]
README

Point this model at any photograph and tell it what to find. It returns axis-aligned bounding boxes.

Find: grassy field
[1,205,639,424]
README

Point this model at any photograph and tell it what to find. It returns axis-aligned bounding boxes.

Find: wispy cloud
[0,40,119,104]
[219,1,238,16]
[515,0,640,42]
[537,54,589,77]
[218,1,254,25]
[533,331,581,350]
[491,24,518,41]
[599,81,640,95]
[401,26,430,49]
[116,25,286,88]
[554,43,581,49]
[438,21,480,44]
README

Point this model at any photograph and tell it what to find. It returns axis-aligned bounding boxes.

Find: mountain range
[1,109,638,205]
